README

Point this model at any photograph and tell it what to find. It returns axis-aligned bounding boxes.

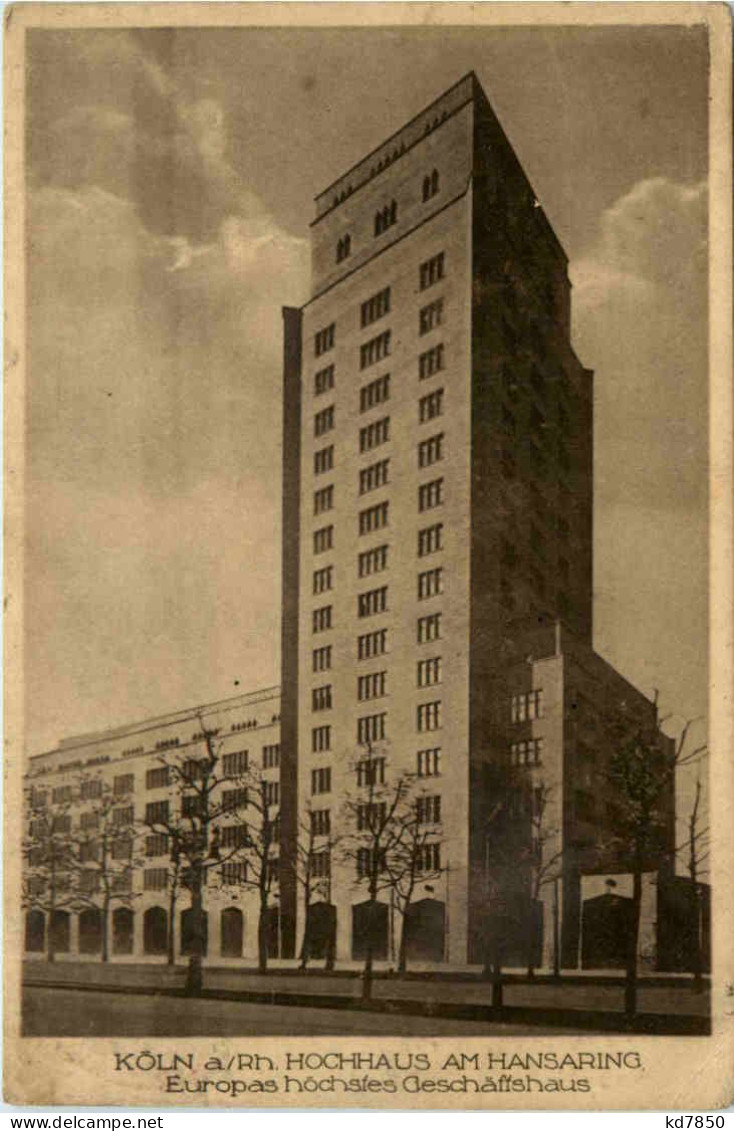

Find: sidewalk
[24,961,710,1034]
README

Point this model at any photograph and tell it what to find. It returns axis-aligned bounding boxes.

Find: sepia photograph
[4,1,732,1111]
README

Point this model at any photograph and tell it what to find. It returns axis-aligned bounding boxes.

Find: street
[22,986,587,1037]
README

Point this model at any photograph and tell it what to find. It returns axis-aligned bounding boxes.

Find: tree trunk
[691,885,704,993]
[397,916,407,976]
[168,887,177,966]
[184,868,204,997]
[101,896,109,963]
[257,890,268,974]
[552,877,561,981]
[625,860,642,1018]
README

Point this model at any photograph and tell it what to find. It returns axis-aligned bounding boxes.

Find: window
[79,841,98,864]
[358,585,388,618]
[262,744,281,769]
[80,811,99,831]
[416,842,441,871]
[30,788,47,809]
[311,809,331,836]
[221,824,249,849]
[314,405,335,437]
[112,836,133,861]
[374,200,397,236]
[510,738,544,766]
[314,445,335,476]
[419,252,445,290]
[356,757,385,787]
[52,814,71,834]
[313,485,334,516]
[221,861,248,885]
[417,748,441,777]
[221,785,248,813]
[417,656,442,687]
[418,477,444,512]
[510,690,544,722]
[314,365,335,396]
[358,627,388,660]
[417,613,442,644]
[359,459,389,495]
[155,736,180,751]
[359,501,389,535]
[311,767,332,795]
[313,565,333,595]
[358,671,387,701]
[360,417,390,452]
[360,331,391,370]
[223,749,249,777]
[312,605,333,633]
[418,567,443,600]
[146,766,170,790]
[357,712,387,744]
[422,169,440,202]
[181,794,203,819]
[357,801,387,831]
[361,287,391,328]
[312,645,332,672]
[313,525,334,554]
[312,726,331,753]
[113,805,134,826]
[418,522,444,557]
[145,833,168,857]
[358,544,388,578]
[418,344,445,380]
[182,758,208,782]
[112,773,134,796]
[360,373,390,413]
[416,795,441,824]
[418,433,444,469]
[417,700,442,732]
[315,323,335,357]
[419,388,444,423]
[419,298,444,336]
[266,781,280,807]
[356,847,386,878]
[336,234,351,263]
[80,779,101,801]
[144,868,168,892]
[312,684,333,711]
[310,850,331,878]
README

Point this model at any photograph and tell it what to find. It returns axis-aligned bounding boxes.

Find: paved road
[23,986,587,1037]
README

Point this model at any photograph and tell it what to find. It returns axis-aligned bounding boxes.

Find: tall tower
[281,73,593,964]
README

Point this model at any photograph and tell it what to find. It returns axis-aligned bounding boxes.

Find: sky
[24,23,708,803]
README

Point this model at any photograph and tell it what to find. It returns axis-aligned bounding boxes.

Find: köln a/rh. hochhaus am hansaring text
[25,74,696,975]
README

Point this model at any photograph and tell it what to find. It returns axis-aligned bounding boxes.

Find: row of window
[310,699,443,755]
[314,518,443,561]
[312,338,444,410]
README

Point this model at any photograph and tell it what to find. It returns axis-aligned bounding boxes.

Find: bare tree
[384,800,443,975]
[22,784,77,963]
[283,805,339,971]
[675,773,710,992]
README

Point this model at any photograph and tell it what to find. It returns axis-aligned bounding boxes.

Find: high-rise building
[281,72,673,966]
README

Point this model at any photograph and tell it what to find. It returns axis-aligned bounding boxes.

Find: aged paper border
[4,1,733,1110]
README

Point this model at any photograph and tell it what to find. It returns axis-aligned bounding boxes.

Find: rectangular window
[358,585,388,619]
[418,567,443,600]
[314,445,334,476]
[113,805,134,826]
[221,861,248,885]
[111,836,132,861]
[314,405,335,437]
[419,252,445,291]
[359,459,389,495]
[356,847,386,878]
[361,286,391,328]
[311,767,332,795]
[144,868,168,892]
[357,627,388,660]
[80,780,101,801]
[313,525,334,554]
[416,842,441,872]
[357,801,387,832]
[417,656,442,687]
[360,331,391,370]
[510,738,544,766]
[510,689,544,723]
[418,522,444,557]
[418,477,444,512]
[315,323,335,357]
[313,565,334,595]
[417,700,442,732]
[113,774,134,796]
[314,485,334,515]
[312,605,333,633]
[418,433,444,468]
[419,388,444,423]
[222,787,248,812]
[312,726,331,753]
[358,544,388,578]
[181,794,203,818]
[357,712,387,745]
[359,416,390,453]
[359,501,389,535]
[360,373,390,413]
[262,744,281,769]
[416,795,441,824]
[356,757,386,787]
[312,684,333,711]
[223,749,249,777]
[310,850,331,878]
[357,671,387,701]
[417,613,442,644]
[52,785,73,805]
[221,824,249,849]
[145,833,168,858]
[266,781,280,807]
[146,766,170,790]
[419,298,444,336]
[52,814,72,834]
[314,364,335,396]
[312,645,332,672]
[311,809,331,836]
[417,747,441,777]
[80,811,99,831]
[419,343,445,380]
